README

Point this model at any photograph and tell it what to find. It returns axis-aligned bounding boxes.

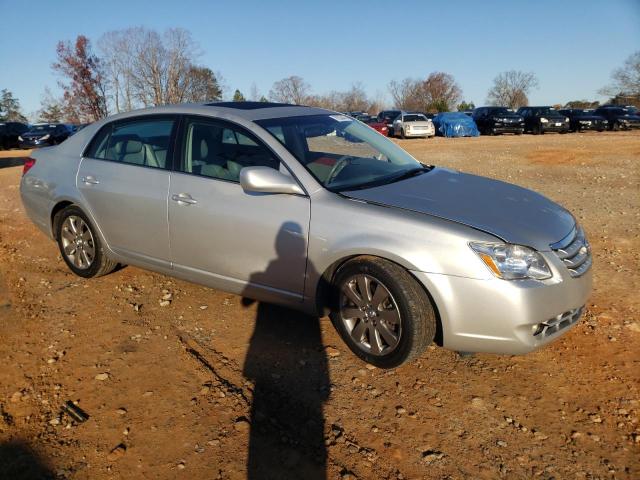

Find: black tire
[54,205,118,278]
[329,256,436,368]
[611,121,619,131]
[400,128,406,139]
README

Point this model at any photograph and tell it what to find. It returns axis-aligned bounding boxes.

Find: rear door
[168,115,310,303]
[78,115,178,267]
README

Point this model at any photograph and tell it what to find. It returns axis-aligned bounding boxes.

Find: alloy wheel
[60,215,95,270]
[339,274,402,356]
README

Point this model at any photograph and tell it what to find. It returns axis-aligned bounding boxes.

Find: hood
[575,115,605,121]
[24,131,51,137]
[344,168,575,251]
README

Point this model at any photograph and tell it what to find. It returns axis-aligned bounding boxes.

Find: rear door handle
[171,193,198,205]
[81,175,99,185]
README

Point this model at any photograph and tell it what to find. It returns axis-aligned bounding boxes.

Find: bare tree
[388,78,423,111]
[99,27,219,109]
[38,87,65,122]
[269,76,311,104]
[249,82,260,101]
[599,50,640,105]
[422,72,462,112]
[340,83,370,112]
[53,35,108,122]
[486,70,538,109]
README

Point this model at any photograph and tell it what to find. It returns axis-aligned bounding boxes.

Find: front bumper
[541,123,570,133]
[19,140,52,149]
[618,120,640,129]
[403,128,435,138]
[575,121,606,131]
[491,125,524,134]
[411,252,593,355]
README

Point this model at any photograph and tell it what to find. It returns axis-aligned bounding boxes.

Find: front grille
[533,306,584,338]
[551,226,592,278]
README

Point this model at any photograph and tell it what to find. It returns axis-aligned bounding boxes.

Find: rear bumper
[411,253,593,355]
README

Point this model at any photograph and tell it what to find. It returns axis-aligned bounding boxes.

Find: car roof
[98,102,333,124]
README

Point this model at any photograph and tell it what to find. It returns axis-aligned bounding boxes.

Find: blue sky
[1,0,638,116]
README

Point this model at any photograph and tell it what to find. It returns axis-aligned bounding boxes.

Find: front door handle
[171,193,198,205]
[81,175,99,185]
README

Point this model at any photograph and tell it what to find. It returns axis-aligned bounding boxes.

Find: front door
[77,115,177,266]
[168,116,310,303]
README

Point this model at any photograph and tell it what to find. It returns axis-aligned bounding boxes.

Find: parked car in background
[377,110,402,136]
[19,101,592,368]
[358,115,389,136]
[0,121,30,149]
[593,106,640,131]
[432,112,480,137]
[557,109,608,132]
[19,123,73,148]
[472,107,525,135]
[517,106,569,134]
[392,113,435,138]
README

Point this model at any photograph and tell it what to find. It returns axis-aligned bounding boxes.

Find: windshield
[29,124,57,132]
[256,114,425,191]
[489,108,513,115]
[403,114,427,122]
[536,108,559,116]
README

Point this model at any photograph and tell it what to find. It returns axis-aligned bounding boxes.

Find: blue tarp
[432,112,480,137]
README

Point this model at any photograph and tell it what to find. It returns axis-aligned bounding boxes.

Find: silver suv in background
[20,102,592,368]
[393,113,435,138]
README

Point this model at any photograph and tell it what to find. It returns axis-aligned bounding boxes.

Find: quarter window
[181,119,280,182]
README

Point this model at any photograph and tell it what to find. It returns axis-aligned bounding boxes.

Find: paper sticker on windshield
[330,115,352,122]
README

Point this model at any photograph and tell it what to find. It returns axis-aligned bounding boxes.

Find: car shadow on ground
[241,222,331,479]
[0,440,55,479]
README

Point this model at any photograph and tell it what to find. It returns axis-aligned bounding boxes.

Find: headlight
[603,120,608,124]
[564,118,569,122]
[18,135,23,141]
[41,134,51,140]
[540,117,548,123]
[469,242,552,280]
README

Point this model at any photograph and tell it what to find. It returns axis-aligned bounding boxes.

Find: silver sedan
[20,102,592,367]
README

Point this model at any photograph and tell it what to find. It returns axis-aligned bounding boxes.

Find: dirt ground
[0,131,638,479]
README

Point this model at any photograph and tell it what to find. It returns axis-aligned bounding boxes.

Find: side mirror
[239,166,305,196]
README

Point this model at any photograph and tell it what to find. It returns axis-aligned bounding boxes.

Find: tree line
[1,28,638,124]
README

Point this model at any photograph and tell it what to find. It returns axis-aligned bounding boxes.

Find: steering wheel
[325,156,356,186]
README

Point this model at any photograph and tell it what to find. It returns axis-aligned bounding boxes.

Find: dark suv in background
[517,106,570,134]
[18,123,73,148]
[472,107,524,135]
[594,106,640,130]
[377,110,402,136]
[558,109,608,132]
[0,122,29,149]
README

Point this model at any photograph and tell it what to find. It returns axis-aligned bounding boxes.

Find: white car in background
[393,113,435,139]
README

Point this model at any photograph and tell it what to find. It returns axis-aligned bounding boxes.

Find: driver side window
[181,118,280,182]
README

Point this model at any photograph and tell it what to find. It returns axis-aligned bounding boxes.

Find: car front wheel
[55,206,118,278]
[330,256,436,368]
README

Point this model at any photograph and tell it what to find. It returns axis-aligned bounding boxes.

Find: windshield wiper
[337,165,433,192]
[386,166,431,184]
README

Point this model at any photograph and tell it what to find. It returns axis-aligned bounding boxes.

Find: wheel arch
[50,200,74,240]
[314,254,444,346]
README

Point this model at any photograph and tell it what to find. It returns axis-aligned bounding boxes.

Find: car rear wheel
[329,256,436,368]
[611,121,620,131]
[55,206,118,278]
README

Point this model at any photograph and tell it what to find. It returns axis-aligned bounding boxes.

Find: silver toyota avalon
[20,102,592,368]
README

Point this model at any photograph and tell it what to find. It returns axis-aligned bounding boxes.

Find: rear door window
[85,117,176,169]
